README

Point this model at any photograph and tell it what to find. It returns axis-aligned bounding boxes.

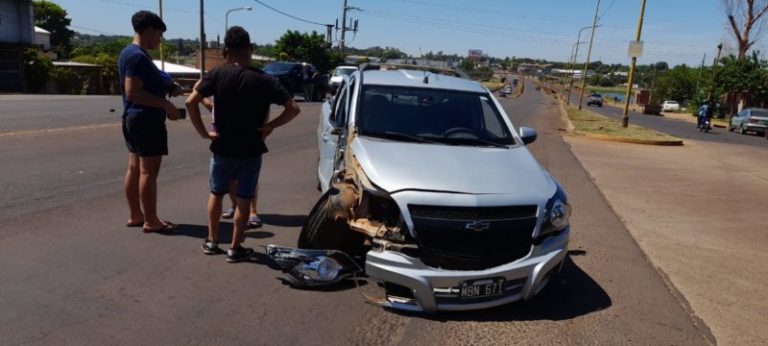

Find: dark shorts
[209,154,262,199]
[122,113,168,157]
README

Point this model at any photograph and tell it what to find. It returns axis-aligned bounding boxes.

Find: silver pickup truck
[270,67,571,313]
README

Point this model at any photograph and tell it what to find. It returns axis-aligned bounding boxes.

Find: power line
[251,0,329,27]
[598,0,618,21]
[71,25,123,36]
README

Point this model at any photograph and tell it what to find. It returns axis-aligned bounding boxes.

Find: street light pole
[578,0,601,110]
[225,6,252,33]
[159,0,164,71]
[620,0,647,128]
[567,26,596,105]
[199,0,205,79]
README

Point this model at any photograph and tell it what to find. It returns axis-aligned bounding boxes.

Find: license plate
[459,277,505,299]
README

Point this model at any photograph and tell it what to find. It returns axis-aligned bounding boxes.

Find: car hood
[350,137,555,196]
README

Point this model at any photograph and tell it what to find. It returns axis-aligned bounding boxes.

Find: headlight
[266,245,362,288]
[539,183,571,239]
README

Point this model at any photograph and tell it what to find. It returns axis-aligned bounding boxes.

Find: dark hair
[132,11,167,33]
[224,26,251,50]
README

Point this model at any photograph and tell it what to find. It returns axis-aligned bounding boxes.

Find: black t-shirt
[196,64,292,158]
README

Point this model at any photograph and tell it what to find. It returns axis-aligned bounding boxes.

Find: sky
[54,0,747,66]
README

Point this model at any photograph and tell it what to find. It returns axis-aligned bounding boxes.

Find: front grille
[409,205,538,221]
[408,205,538,271]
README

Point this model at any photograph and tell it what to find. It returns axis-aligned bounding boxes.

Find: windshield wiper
[429,136,509,148]
[361,131,439,144]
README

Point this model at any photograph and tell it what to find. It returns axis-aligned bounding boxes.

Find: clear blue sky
[56,0,743,66]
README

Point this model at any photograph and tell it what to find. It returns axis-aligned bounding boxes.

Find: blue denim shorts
[209,154,262,198]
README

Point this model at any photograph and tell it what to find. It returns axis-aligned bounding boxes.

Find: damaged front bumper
[364,228,569,313]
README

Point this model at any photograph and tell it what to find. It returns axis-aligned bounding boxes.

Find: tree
[273,30,335,73]
[22,49,53,92]
[714,53,768,112]
[33,0,75,59]
[722,0,768,60]
[652,65,699,103]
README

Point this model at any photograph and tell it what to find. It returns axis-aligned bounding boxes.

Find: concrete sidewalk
[564,135,768,345]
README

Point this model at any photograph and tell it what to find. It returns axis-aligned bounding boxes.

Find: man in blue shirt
[119,11,180,233]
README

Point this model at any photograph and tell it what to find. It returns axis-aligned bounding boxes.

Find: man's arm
[185,89,215,140]
[125,77,179,120]
[260,100,301,138]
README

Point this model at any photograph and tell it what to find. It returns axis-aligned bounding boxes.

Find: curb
[554,99,684,146]
[576,132,684,146]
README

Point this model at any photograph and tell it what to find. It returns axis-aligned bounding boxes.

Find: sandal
[221,207,235,219]
[247,215,263,229]
[143,221,178,233]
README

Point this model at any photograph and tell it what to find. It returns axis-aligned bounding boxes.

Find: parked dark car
[263,62,328,101]
[586,93,603,107]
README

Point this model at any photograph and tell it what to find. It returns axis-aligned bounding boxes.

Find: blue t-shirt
[118,43,167,117]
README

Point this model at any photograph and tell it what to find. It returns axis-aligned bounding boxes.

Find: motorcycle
[697,117,712,133]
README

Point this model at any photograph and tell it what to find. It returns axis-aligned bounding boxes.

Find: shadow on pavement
[398,255,611,322]
[162,224,274,243]
[259,214,307,228]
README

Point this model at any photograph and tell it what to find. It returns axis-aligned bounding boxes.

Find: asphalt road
[0,85,713,345]
[561,87,768,147]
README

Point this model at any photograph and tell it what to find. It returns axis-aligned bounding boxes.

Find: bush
[22,49,53,92]
[51,66,84,94]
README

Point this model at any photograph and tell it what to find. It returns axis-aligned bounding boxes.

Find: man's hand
[164,101,180,120]
[207,131,219,140]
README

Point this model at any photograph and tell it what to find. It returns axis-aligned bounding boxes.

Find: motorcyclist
[697,101,714,129]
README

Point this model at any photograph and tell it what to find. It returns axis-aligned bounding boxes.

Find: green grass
[584,85,628,94]
[565,106,682,143]
[481,81,505,92]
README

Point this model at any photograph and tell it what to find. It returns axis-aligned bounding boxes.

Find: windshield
[264,62,295,74]
[751,110,768,118]
[357,86,515,146]
[590,94,602,98]
[333,68,355,77]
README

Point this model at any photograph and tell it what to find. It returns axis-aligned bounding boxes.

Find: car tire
[298,190,367,256]
[727,124,734,132]
[739,124,747,135]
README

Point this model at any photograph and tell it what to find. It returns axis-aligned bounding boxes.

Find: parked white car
[662,100,680,112]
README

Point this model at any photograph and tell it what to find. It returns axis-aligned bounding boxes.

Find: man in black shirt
[185,26,300,262]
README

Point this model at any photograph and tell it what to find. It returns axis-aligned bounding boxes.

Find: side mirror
[519,127,537,145]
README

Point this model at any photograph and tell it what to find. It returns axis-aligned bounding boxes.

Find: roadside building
[0,0,36,92]
[154,60,199,90]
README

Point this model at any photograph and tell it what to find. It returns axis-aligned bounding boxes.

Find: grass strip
[564,105,683,145]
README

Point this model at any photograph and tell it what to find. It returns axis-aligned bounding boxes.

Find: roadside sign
[628,41,644,58]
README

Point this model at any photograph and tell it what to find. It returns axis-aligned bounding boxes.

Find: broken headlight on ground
[266,245,363,288]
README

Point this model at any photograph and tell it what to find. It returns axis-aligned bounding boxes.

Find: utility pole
[199,0,205,79]
[620,0,647,128]
[339,0,348,53]
[707,43,723,101]
[695,53,706,97]
[578,0,601,110]
[338,0,360,53]
[326,24,334,44]
[159,0,164,71]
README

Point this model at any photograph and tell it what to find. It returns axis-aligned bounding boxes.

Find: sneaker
[226,245,254,263]
[221,207,235,219]
[201,240,225,255]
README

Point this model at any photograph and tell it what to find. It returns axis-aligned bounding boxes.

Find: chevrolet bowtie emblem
[465,221,491,231]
